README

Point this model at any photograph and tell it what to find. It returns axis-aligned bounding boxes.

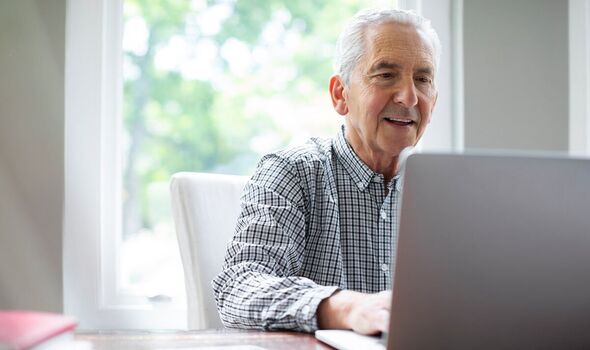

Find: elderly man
[212,8,439,334]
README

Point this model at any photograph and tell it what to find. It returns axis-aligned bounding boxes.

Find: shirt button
[380,210,387,220]
[381,263,388,273]
[357,182,363,189]
[329,194,335,203]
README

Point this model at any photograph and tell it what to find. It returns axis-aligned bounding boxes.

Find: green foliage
[122,0,381,233]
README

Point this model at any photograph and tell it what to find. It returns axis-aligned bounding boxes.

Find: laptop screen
[390,153,590,349]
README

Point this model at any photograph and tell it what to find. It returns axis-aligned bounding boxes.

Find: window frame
[569,0,590,156]
[64,0,186,329]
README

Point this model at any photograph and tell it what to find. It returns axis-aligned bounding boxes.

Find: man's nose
[393,78,418,107]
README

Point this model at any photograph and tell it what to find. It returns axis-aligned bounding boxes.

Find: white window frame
[63,0,457,329]
[64,0,185,329]
[569,0,590,156]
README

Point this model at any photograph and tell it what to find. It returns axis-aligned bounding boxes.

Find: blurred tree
[122,0,376,236]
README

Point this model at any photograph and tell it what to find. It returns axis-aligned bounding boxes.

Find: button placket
[379,198,394,285]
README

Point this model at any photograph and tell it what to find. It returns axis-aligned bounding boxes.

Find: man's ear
[329,75,348,116]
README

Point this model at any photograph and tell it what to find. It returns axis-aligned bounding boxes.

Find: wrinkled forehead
[361,22,436,72]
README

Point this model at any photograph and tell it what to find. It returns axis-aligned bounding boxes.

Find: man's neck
[348,144,399,183]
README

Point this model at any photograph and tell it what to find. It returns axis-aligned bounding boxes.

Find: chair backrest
[170,172,248,329]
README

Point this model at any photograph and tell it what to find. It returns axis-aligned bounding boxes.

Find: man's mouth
[383,117,415,127]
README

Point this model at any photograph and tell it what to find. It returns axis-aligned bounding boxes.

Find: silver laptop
[317,152,590,350]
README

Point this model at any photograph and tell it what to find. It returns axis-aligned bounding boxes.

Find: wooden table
[75,329,335,349]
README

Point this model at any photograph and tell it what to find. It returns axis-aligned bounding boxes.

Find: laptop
[316,152,590,349]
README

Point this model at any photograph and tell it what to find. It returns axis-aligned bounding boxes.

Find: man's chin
[383,140,417,157]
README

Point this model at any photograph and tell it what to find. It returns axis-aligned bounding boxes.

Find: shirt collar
[334,125,402,193]
[333,125,377,191]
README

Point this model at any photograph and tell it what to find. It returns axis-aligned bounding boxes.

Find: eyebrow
[369,61,401,72]
[415,67,434,76]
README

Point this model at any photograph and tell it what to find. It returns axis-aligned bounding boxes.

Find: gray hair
[334,8,441,85]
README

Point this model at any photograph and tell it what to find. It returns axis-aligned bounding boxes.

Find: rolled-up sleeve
[212,154,338,332]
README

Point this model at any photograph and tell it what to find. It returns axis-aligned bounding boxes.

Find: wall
[0,0,65,312]
[463,0,569,152]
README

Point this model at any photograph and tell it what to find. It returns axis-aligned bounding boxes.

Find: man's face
[336,23,438,169]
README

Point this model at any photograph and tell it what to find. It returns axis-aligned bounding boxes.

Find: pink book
[0,311,77,350]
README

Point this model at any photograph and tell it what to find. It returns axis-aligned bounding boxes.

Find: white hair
[334,8,441,84]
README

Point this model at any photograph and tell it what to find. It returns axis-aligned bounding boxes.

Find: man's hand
[317,290,391,335]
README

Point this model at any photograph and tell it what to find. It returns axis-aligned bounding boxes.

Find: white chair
[170,172,248,329]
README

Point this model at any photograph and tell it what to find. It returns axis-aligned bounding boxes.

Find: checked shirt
[212,126,402,333]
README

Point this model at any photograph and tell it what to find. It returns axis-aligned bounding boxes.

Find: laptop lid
[389,153,590,349]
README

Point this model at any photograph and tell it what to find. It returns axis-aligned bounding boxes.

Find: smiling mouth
[383,117,415,127]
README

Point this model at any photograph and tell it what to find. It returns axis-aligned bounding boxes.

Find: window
[65,0,456,329]
[569,0,590,156]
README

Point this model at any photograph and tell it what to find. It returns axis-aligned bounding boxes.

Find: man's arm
[212,153,392,334]
[212,154,339,332]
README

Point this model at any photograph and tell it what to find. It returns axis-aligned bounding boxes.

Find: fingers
[374,308,390,333]
[348,290,392,335]
[368,291,392,333]
[316,289,393,334]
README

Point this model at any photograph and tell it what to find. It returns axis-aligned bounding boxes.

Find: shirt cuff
[296,285,340,333]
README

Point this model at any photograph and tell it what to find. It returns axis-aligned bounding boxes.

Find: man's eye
[416,76,432,83]
[377,73,394,79]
